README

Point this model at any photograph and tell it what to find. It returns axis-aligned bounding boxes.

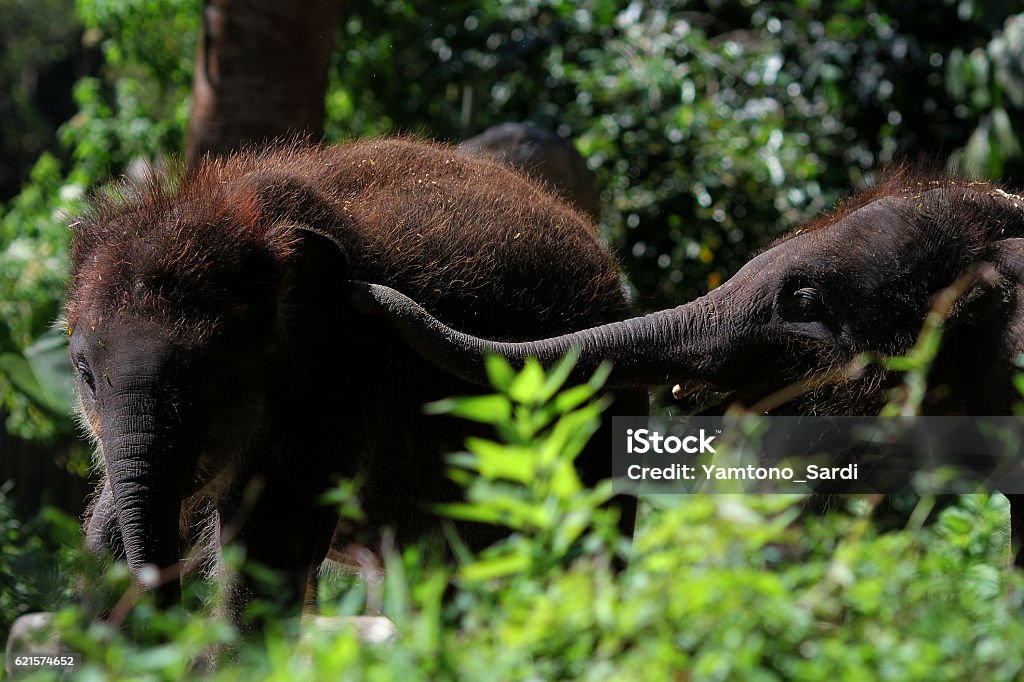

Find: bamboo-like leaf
[587,361,612,391]
[424,394,511,423]
[434,502,506,525]
[485,353,516,391]
[537,347,580,403]
[509,357,545,403]
[464,438,536,483]
[458,550,530,582]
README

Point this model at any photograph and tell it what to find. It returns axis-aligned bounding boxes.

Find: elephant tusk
[672,380,705,399]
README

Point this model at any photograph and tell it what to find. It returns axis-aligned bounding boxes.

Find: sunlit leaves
[6,365,1024,678]
[427,351,618,582]
[947,13,1024,177]
[325,2,1024,313]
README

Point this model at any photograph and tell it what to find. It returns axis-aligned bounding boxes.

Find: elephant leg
[83,478,125,560]
[303,571,320,614]
[1007,494,1024,567]
[220,476,338,632]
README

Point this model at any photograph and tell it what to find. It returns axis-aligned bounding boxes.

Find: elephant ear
[272,223,352,352]
[229,169,358,254]
[930,238,1024,413]
[224,169,355,345]
[222,169,354,329]
[983,238,1024,356]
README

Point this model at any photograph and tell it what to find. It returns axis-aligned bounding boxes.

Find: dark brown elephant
[350,172,1024,561]
[459,123,603,223]
[67,138,645,626]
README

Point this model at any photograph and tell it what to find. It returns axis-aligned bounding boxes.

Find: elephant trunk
[351,281,725,388]
[102,379,193,605]
[84,480,123,559]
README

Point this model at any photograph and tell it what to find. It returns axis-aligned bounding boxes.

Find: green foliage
[0,154,81,438]
[328,1,1024,307]
[4,359,1024,680]
[64,0,196,178]
[0,329,77,422]
[0,0,197,438]
[0,484,81,642]
[0,0,80,203]
[947,12,1024,177]
[0,155,76,349]
[428,352,623,581]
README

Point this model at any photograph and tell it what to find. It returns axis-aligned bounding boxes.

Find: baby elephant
[351,172,1024,562]
[67,138,645,626]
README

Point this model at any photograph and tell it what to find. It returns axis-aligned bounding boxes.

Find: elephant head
[67,171,350,602]
[351,176,1024,414]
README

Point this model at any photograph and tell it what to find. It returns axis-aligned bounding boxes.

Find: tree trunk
[185,0,340,167]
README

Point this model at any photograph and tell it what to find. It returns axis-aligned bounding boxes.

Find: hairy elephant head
[352,175,1024,414]
[67,170,349,601]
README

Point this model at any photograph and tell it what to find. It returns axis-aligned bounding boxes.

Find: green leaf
[458,549,531,582]
[508,357,545,404]
[526,363,607,431]
[585,479,617,508]
[0,328,75,418]
[884,356,917,372]
[485,354,516,391]
[424,394,512,423]
[24,328,76,411]
[587,361,613,391]
[538,399,607,467]
[548,458,583,498]
[447,452,479,471]
[480,495,552,529]
[463,438,536,484]
[0,318,17,354]
[434,502,506,526]
[553,508,591,552]
[537,347,580,403]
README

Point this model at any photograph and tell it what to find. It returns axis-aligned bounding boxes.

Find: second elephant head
[353,175,1024,415]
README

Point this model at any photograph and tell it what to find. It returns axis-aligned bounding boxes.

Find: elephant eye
[781,286,825,323]
[77,360,96,398]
